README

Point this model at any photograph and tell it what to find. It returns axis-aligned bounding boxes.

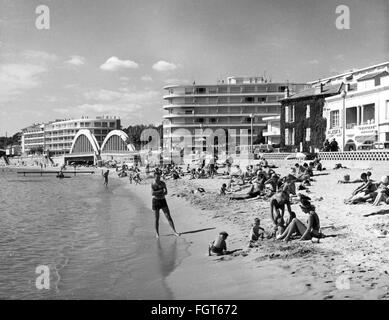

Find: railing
[346,123,356,129]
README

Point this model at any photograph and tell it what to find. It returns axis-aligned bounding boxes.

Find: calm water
[0,169,188,299]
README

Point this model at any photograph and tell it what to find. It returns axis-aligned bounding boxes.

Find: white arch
[69,129,100,154]
[101,130,136,153]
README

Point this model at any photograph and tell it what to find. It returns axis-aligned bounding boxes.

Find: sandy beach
[123,159,389,299]
[4,159,389,299]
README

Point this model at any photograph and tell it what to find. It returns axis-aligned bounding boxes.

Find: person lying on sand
[277,202,323,242]
[229,180,263,200]
[345,173,378,204]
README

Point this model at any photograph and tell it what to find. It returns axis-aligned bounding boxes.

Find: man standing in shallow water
[151,169,180,238]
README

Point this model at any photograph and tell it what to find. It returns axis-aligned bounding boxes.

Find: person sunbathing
[229,180,263,200]
[372,175,389,206]
[277,202,322,241]
[345,173,378,204]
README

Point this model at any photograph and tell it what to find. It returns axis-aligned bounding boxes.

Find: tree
[123,124,163,150]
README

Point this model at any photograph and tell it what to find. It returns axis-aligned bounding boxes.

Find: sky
[0,0,388,135]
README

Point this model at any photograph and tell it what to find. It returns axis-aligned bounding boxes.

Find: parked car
[372,142,389,149]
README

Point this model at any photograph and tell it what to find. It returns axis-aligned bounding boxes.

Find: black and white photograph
[0,0,389,306]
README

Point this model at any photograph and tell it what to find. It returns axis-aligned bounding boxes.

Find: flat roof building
[21,116,121,156]
[163,76,307,153]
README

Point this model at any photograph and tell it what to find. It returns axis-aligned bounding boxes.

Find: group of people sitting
[344,172,389,206]
[117,165,142,184]
[222,160,324,201]
[208,194,324,255]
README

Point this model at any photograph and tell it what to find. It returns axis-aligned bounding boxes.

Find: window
[306,128,311,142]
[210,118,216,123]
[285,106,289,122]
[94,122,101,127]
[386,101,389,120]
[386,132,389,141]
[285,128,289,145]
[291,105,295,122]
[102,122,108,127]
[195,87,206,94]
[306,104,310,118]
[291,128,295,145]
[330,110,340,129]
[109,122,115,127]
[244,97,254,103]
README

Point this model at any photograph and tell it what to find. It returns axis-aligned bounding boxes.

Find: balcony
[263,130,281,137]
[163,112,278,119]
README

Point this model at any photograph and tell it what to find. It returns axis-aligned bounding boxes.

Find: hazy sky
[0,0,388,135]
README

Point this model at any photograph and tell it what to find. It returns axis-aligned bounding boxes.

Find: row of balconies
[162,102,281,109]
[163,112,278,119]
[164,122,268,128]
[163,92,286,99]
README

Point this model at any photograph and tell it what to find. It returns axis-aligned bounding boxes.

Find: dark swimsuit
[152,182,168,210]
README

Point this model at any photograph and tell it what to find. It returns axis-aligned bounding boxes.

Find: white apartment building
[320,62,389,151]
[163,76,306,152]
[21,116,121,156]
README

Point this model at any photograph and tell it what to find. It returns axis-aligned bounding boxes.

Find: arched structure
[69,129,100,154]
[101,130,136,153]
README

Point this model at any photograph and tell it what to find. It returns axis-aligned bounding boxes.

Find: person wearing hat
[372,175,389,206]
[208,231,229,256]
[277,200,322,241]
[151,169,180,238]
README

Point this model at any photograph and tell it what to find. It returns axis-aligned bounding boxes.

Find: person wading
[151,169,180,238]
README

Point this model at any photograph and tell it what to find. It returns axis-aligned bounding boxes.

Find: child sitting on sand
[220,183,227,195]
[249,218,265,242]
[208,231,228,256]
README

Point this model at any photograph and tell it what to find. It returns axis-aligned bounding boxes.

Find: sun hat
[219,231,229,237]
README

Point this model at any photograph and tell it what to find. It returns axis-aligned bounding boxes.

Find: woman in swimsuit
[277,202,321,241]
[151,169,180,238]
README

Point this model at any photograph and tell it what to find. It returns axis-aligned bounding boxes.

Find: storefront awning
[355,135,377,143]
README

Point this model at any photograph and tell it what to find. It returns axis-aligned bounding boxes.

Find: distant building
[280,83,344,152]
[21,116,121,156]
[262,116,281,145]
[324,67,389,151]
[163,76,306,153]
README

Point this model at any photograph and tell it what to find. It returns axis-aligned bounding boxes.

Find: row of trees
[123,124,163,150]
[0,132,22,148]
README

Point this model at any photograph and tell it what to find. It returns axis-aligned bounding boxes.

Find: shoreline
[4,161,389,299]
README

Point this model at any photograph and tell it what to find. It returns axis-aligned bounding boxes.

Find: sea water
[0,169,188,299]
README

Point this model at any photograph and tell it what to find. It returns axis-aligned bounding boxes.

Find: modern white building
[262,115,281,145]
[163,76,306,152]
[21,116,121,156]
[321,62,389,151]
